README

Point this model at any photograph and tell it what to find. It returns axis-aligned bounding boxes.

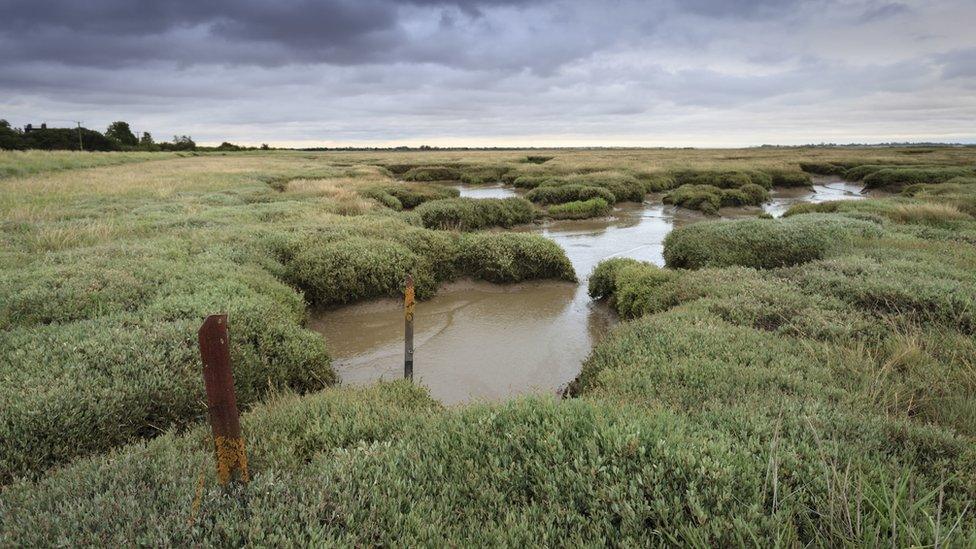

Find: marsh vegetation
[1,147,974,546]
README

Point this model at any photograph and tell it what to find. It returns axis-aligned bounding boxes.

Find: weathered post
[198,314,249,486]
[404,274,415,381]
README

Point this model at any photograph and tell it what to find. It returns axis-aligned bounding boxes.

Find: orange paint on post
[198,314,249,486]
[404,275,415,380]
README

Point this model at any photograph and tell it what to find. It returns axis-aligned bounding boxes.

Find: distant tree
[105,121,138,146]
[215,141,243,151]
[0,119,26,150]
[139,132,154,146]
[161,135,196,151]
[22,126,118,151]
[260,143,270,150]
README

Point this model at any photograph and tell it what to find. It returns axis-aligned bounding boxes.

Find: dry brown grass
[887,202,971,224]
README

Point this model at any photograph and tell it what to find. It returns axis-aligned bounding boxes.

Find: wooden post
[404,274,415,381]
[198,314,249,486]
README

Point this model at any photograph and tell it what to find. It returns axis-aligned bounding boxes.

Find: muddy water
[312,175,867,404]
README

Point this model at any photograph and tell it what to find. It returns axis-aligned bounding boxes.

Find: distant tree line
[0,119,271,152]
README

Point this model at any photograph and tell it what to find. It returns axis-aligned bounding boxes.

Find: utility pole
[75,121,84,151]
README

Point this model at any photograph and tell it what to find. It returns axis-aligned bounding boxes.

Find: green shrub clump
[799,161,848,176]
[663,214,883,269]
[525,184,615,205]
[564,171,645,202]
[456,233,576,282]
[0,252,335,483]
[764,168,812,187]
[588,258,678,318]
[401,166,462,182]
[663,183,769,214]
[671,169,768,189]
[360,183,459,210]
[414,197,536,230]
[286,237,439,305]
[458,165,511,184]
[511,174,557,189]
[862,167,975,191]
[547,198,612,219]
[638,172,677,192]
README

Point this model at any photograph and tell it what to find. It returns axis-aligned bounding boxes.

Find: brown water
[312,176,867,404]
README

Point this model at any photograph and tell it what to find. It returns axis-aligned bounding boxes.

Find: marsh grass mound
[456,232,576,282]
[508,170,647,203]
[401,165,463,182]
[458,165,512,184]
[525,184,615,205]
[0,246,336,483]
[563,171,645,202]
[360,182,459,210]
[663,213,883,269]
[546,197,611,219]
[862,166,975,191]
[414,197,536,230]
[662,183,769,214]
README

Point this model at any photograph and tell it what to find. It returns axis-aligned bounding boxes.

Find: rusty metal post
[404,274,415,381]
[198,314,249,486]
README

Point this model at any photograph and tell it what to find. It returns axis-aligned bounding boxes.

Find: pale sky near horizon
[1,0,974,147]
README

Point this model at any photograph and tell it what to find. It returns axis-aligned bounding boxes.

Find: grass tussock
[547,197,612,219]
[862,167,975,191]
[414,197,536,230]
[456,232,576,283]
[663,183,769,214]
[663,214,883,269]
[401,165,462,182]
[510,171,646,202]
[459,165,512,184]
[359,182,459,210]
[525,184,616,205]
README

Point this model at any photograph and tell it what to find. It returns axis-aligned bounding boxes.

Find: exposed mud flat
[312,176,871,403]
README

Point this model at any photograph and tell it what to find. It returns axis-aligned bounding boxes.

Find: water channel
[310,176,869,404]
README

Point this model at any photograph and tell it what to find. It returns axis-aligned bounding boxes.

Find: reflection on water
[311,176,869,403]
[763,176,867,217]
[457,183,519,199]
[310,280,613,405]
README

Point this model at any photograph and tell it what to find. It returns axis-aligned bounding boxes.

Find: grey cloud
[679,0,815,18]
[1,0,974,146]
[857,2,911,23]
[936,48,976,80]
[0,0,546,68]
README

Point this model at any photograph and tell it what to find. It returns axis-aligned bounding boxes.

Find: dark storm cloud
[0,0,831,70]
[1,0,974,146]
[0,0,542,68]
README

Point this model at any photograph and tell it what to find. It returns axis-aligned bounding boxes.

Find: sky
[1,0,974,147]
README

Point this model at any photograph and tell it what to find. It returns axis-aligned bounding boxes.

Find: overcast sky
[1,0,974,147]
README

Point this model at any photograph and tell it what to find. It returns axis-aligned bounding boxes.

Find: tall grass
[0,150,179,179]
